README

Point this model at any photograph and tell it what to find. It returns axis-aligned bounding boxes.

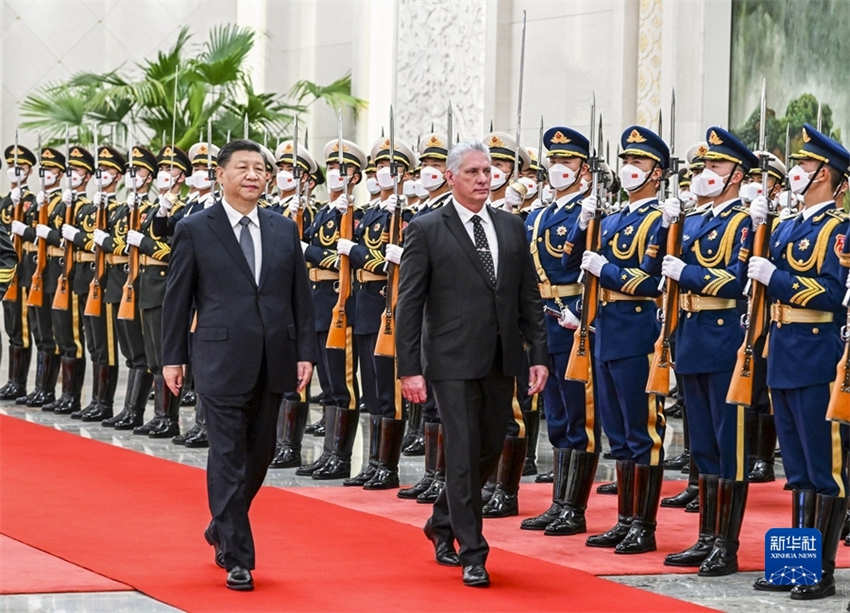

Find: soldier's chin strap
[799,161,825,197]
[718,162,739,198]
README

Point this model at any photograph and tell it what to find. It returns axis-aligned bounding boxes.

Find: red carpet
[301,477,850,576]
[0,534,129,594]
[0,415,715,612]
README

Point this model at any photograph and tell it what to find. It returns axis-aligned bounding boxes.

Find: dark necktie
[471,215,496,285]
[238,216,256,281]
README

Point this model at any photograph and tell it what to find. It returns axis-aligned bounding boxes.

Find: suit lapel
[258,207,274,289]
[442,203,495,289]
[489,206,509,288]
[206,202,256,287]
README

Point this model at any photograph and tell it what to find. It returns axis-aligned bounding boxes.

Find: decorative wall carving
[636,0,663,128]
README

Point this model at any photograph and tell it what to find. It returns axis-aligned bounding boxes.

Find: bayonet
[816,101,823,132]
[536,115,544,191]
[512,9,527,180]
[170,62,179,175]
[207,116,214,189]
[243,113,249,140]
[293,115,301,208]
[13,129,18,182]
[37,134,44,197]
[390,105,398,197]
[337,109,347,196]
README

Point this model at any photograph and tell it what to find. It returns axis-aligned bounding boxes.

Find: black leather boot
[747,413,776,483]
[364,417,406,489]
[522,448,571,530]
[754,489,816,591]
[36,352,60,407]
[148,376,180,438]
[313,407,360,480]
[482,436,527,518]
[615,463,663,554]
[402,403,424,456]
[135,374,169,435]
[664,448,690,471]
[0,346,30,400]
[699,479,748,575]
[481,474,497,505]
[184,400,209,448]
[544,450,599,535]
[103,367,139,427]
[179,364,196,406]
[171,423,198,445]
[587,460,635,548]
[43,356,75,412]
[417,424,446,503]
[344,414,381,485]
[596,481,617,495]
[665,474,719,566]
[17,350,47,406]
[307,409,327,437]
[113,370,153,430]
[522,409,539,476]
[399,421,439,499]
[70,361,100,418]
[789,495,846,600]
[82,365,118,421]
[296,406,337,475]
[535,469,554,484]
[270,400,308,467]
[662,454,699,507]
[54,359,86,416]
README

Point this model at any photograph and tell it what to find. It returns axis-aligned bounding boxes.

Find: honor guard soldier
[274,140,318,236]
[749,124,850,600]
[0,145,36,401]
[486,131,530,211]
[296,138,365,476]
[337,136,415,489]
[37,147,87,414]
[566,125,667,554]
[655,127,755,575]
[257,145,277,208]
[363,156,381,206]
[398,131,453,501]
[0,210,16,297]
[129,145,189,437]
[520,126,601,535]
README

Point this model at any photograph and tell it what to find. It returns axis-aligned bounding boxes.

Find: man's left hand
[581,251,608,277]
[401,375,427,404]
[528,365,548,395]
[163,365,184,396]
[296,361,313,393]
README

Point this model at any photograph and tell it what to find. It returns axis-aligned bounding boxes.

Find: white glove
[332,194,348,213]
[385,244,404,265]
[661,197,681,228]
[381,194,398,212]
[750,195,769,226]
[679,190,697,210]
[557,308,580,330]
[846,270,850,290]
[11,220,26,236]
[93,192,102,207]
[337,238,355,256]
[35,224,51,239]
[505,183,525,209]
[748,256,776,286]
[36,191,46,208]
[61,224,79,242]
[126,230,144,247]
[578,195,597,230]
[125,192,136,208]
[157,196,171,217]
[287,199,300,216]
[661,255,686,281]
[93,229,110,247]
[10,187,21,205]
[62,189,72,205]
[300,241,309,254]
[580,250,608,277]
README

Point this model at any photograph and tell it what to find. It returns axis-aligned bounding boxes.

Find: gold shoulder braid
[786,217,841,273]
[694,211,746,268]
[611,210,660,261]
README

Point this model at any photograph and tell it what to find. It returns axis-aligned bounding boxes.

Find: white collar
[555,190,582,209]
[801,200,835,221]
[710,198,737,217]
[627,197,655,213]
[453,198,492,225]
[221,197,259,228]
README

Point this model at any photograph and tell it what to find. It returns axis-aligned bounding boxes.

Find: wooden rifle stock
[726,221,770,406]
[52,196,75,311]
[26,197,50,307]
[374,206,402,357]
[117,202,140,320]
[296,207,304,238]
[646,216,684,395]
[326,203,353,349]
[827,326,850,424]
[2,200,24,302]
[565,215,600,382]
[84,202,107,317]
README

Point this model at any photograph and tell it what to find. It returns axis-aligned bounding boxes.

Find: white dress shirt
[710,198,737,217]
[221,198,262,284]
[627,196,656,213]
[452,198,499,274]
[801,200,835,221]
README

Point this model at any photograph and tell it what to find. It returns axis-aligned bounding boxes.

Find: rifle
[27,135,47,307]
[52,127,73,311]
[293,115,304,236]
[326,110,353,350]
[827,289,850,424]
[727,78,771,406]
[84,127,106,317]
[565,96,602,382]
[647,90,682,395]
[118,124,140,320]
[375,106,401,357]
[3,129,23,302]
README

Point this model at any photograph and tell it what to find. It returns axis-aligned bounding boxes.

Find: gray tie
[238,216,255,280]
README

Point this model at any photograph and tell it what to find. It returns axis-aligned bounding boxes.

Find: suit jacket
[161,201,317,396]
[396,199,547,381]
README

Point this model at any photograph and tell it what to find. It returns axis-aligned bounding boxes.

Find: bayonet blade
[513,9,527,180]
[758,77,766,152]
[243,113,249,140]
[670,88,677,157]
[816,101,823,131]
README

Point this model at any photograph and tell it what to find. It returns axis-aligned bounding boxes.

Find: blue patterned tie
[238,217,255,280]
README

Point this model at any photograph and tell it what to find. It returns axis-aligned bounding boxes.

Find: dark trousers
[422,382,440,423]
[2,290,30,348]
[141,306,163,373]
[202,364,281,570]
[86,303,116,366]
[321,331,358,410]
[355,333,378,412]
[52,292,85,358]
[545,350,599,451]
[28,302,56,353]
[315,331,331,401]
[111,302,147,369]
[430,367,513,566]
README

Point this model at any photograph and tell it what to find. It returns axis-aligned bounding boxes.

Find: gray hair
[446,140,491,174]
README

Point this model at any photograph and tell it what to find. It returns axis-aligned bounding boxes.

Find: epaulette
[732,205,749,214]
[685,208,703,216]
[827,208,849,220]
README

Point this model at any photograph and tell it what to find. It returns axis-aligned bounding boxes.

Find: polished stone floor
[3,359,849,612]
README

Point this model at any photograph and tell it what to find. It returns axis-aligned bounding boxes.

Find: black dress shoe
[462,564,490,587]
[184,428,209,448]
[226,566,253,591]
[596,481,617,495]
[753,577,793,592]
[534,470,554,484]
[423,520,460,566]
[685,497,699,513]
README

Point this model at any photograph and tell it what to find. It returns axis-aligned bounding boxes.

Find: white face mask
[518,176,537,199]
[548,163,578,191]
[326,168,345,192]
[738,181,763,202]
[541,184,555,204]
[420,166,445,191]
[699,168,728,198]
[490,165,507,190]
[6,167,24,183]
[788,164,814,195]
[42,169,59,187]
[579,178,590,194]
[402,179,417,197]
[376,166,395,190]
[97,170,117,188]
[365,177,380,195]
[156,170,174,191]
[276,169,295,191]
[690,172,707,197]
[70,170,85,188]
[124,170,144,190]
[414,180,429,199]
[192,170,212,190]
[618,164,649,192]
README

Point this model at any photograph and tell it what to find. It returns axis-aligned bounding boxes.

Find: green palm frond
[140,26,191,82]
[192,24,253,86]
[289,72,367,113]
[19,90,89,141]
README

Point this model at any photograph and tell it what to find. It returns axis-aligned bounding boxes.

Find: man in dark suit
[395,140,548,587]
[162,139,316,591]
